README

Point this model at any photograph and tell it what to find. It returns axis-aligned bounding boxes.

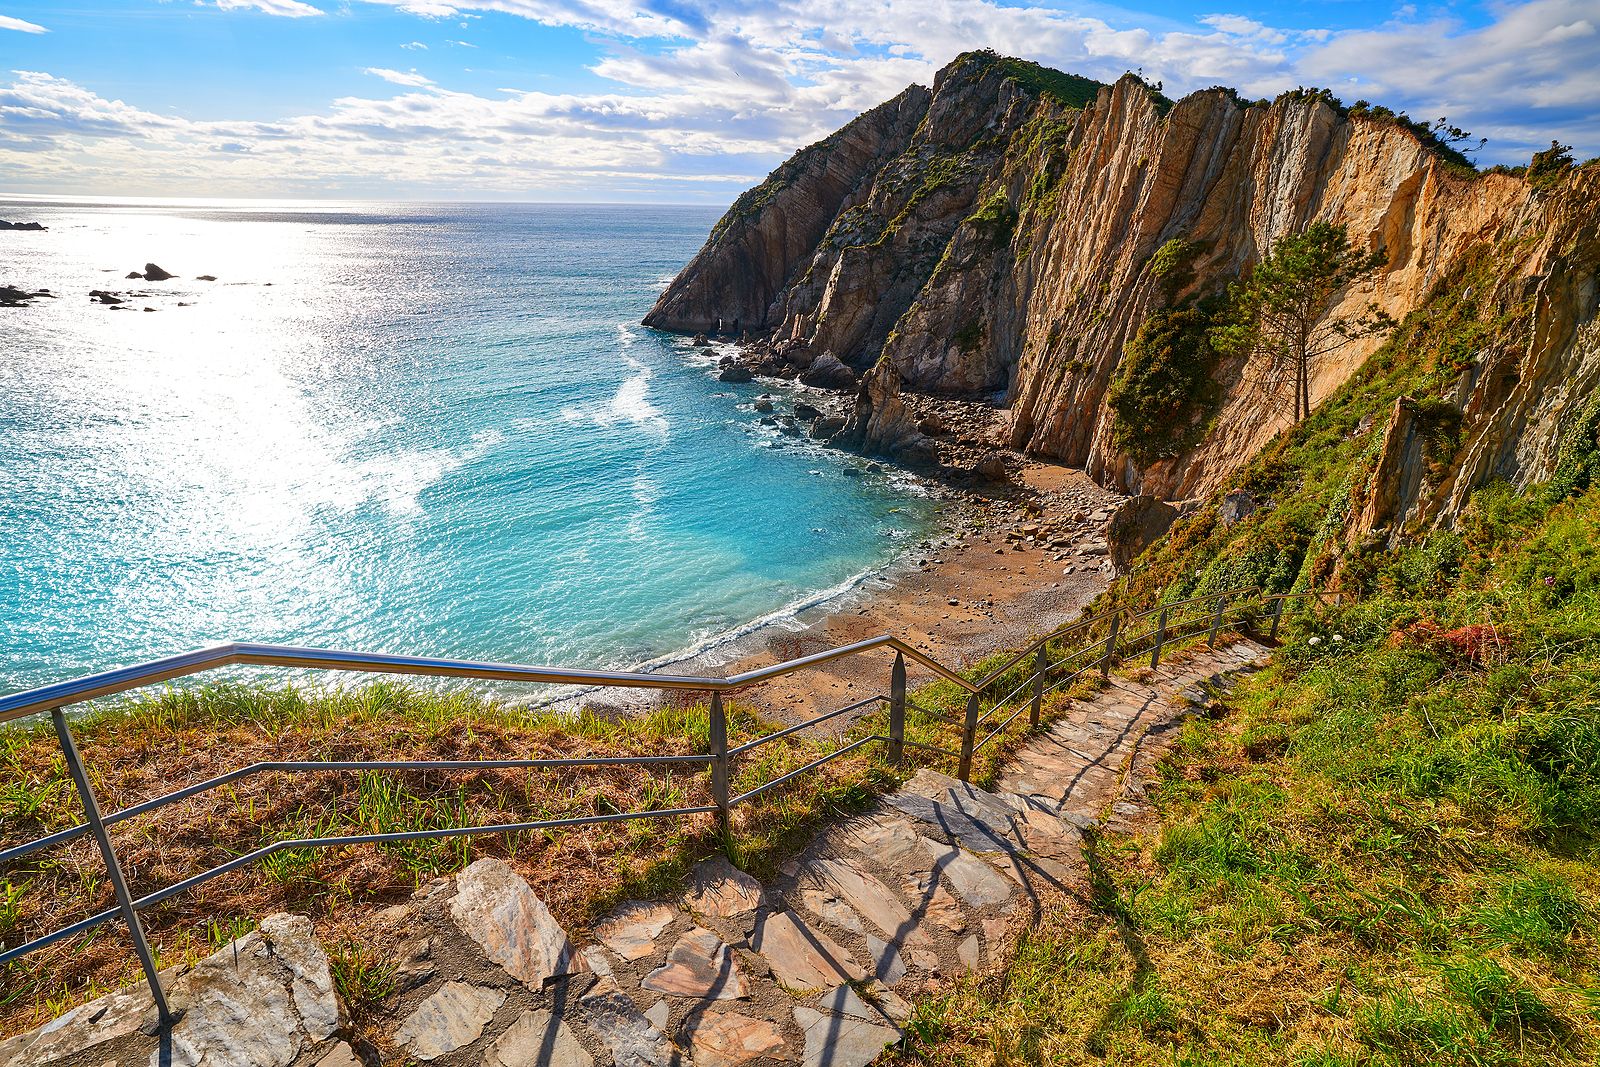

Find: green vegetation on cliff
[895,247,1600,1065]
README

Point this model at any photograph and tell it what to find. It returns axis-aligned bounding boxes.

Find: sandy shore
[631,461,1126,725]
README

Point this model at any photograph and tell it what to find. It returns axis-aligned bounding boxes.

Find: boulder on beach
[142,263,175,281]
[196,274,217,282]
[799,351,856,389]
[971,453,1008,481]
[0,220,46,231]
[125,271,143,279]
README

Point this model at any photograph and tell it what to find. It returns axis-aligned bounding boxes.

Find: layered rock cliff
[649,51,1600,524]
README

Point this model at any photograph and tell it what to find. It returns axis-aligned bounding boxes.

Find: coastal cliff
[649,51,1600,534]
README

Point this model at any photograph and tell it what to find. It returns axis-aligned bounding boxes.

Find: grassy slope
[890,242,1600,1064]
[0,639,1102,1040]
[0,687,893,1034]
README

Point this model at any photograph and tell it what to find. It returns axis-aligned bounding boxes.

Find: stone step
[9,640,1268,1067]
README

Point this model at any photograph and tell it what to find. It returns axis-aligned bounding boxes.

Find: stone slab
[682,856,763,917]
[594,902,677,961]
[749,911,866,992]
[394,981,505,1061]
[580,980,674,1067]
[801,856,919,943]
[685,1011,785,1067]
[918,837,1013,907]
[484,1009,594,1067]
[641,927,748,1000]
[792,1006,899,1067]
[450,858,581,988]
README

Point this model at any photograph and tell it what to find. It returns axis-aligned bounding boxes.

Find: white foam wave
[630,563,899,674]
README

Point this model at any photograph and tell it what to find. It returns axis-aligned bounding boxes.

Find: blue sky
[0,0,1594,202]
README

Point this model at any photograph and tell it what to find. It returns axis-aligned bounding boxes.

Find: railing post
[708,691,730,837]
[1029,644,1046,727]
[1208,595,1228,649]
[888,652,906,765]
[51,709,180,1031]
[956,690,979,782]
[1100,614,1121,680]
[1269,596,1286,641]
[1150,607,1168,668]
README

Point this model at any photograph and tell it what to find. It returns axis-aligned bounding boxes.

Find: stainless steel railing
[0,586,1332,1028]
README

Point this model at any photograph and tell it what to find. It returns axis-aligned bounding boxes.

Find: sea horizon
[0,198,939,697]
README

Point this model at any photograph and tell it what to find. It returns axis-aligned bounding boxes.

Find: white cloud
[212,0,324,16]
[401,40,428,50]
[2,0,1595,199]
[364,67,435,87]
[0,14,48,33]
[1298,0,1600,159]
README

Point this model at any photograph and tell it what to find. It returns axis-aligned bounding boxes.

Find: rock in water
[1106,495,1179,571]
[142,263,175,281]
[718,364,754,383]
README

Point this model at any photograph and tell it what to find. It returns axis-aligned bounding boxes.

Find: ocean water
[0,200,937,697]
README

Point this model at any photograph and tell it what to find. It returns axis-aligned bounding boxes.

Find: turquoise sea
[0,200,936,696]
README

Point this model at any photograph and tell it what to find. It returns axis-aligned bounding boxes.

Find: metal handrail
[0,635,979,727]
[0,581,1331,1029]
[1125,586,1258,623]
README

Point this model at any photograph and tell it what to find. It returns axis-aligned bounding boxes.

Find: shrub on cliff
[1107,303,1223,462]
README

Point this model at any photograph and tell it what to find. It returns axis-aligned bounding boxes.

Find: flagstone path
[2,641,1267,1067]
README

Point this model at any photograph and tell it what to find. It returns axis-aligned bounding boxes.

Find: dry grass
[0,658,1107,1039]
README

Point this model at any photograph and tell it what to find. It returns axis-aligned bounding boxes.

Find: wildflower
[1308,636,1322,646]
[1544,576,1556,587]
[1332,634,1345,643]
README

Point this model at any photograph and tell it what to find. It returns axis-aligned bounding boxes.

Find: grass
[0,626,1114,1040]
[893,497,1600,1063]
[884,223,1600,1066]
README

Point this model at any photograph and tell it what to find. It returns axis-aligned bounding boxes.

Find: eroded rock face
[649,49,1600,520]
[642,84,931,336]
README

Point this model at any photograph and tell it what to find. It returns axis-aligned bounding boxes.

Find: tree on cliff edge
[1214,221,1393,422]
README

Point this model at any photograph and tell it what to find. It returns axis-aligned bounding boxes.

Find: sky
[0,0,1595,203]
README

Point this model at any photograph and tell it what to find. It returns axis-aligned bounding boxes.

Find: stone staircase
[2,641,1268,1067]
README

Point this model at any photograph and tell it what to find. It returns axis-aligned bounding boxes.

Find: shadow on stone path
[2,641,1268,1067]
